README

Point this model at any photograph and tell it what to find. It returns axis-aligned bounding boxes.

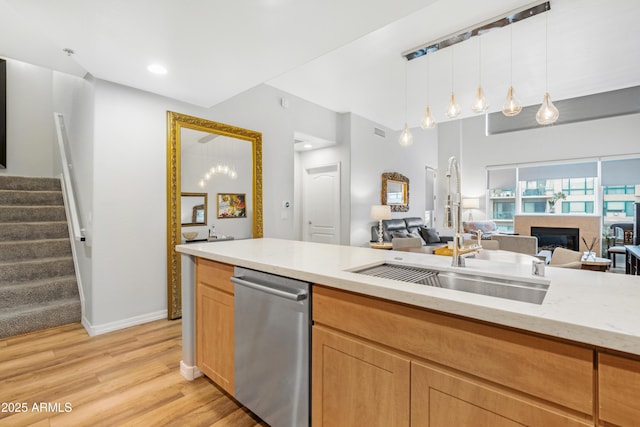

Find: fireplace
[531,226,580,252]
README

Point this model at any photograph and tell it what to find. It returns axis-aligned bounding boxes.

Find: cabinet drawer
[412,361,591,426]
[599,352,640,426]
[196,258,234,294]
[313,285,593,416]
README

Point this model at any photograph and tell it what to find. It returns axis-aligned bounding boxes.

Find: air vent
[374,127,386,138]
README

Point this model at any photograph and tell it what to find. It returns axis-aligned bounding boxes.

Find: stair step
[0,257,75,286]
[0,276,78,309]
[0,176,61,191]
[0,222,69,241]
[0,238,72,262]
[0,206,66,223]
[0,189,63,206]
[0,298,81,339]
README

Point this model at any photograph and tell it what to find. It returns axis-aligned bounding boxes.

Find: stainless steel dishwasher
[231,266,311,427]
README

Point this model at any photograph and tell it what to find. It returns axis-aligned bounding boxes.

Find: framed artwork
[217,193,246,218]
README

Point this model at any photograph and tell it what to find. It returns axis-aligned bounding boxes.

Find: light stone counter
[177,237,640,359]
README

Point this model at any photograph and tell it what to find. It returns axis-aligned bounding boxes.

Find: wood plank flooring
[0,320,268,426]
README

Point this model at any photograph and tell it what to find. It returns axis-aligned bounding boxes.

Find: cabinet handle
[231,276,308,301]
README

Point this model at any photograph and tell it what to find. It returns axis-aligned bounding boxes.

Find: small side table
[369,242,393,250]
[581,256,612,272]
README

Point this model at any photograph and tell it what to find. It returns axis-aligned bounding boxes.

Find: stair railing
[53,113,85,242]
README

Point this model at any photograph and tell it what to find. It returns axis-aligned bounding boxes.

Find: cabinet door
[599,352,640,426]
[411,361,591,427]
[312,326,410,427]
[195,260,234,395]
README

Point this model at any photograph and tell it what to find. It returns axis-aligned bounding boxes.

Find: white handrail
[53,112,85,242]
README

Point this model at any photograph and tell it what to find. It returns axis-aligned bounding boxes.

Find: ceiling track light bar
[402,1,550,61]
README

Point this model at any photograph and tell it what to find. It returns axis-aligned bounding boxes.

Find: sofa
[371,217,452,247]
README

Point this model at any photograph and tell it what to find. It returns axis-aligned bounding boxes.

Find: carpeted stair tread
[0,189,63,206]
[0,298,81,339]
[0,206,67,223]
[0,176,61,191]
[0,257,75,285]
[0,238,72,262]
[0,222,69,241]
[0,175,81,339]
[0,276,78,309]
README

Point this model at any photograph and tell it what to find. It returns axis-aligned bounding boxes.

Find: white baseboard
[82,310,168,336]
[180,360,203,381]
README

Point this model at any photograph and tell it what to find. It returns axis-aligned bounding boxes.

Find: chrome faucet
[444,156,480,267]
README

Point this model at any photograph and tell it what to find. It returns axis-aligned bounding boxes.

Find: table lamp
[462,197,479,221]
[371,205,391,244]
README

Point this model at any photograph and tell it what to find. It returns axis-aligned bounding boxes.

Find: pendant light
[446,47,461,118]
[536,8,559,125]
[420,56,436,129]
[502,24,522,116]
[399,60,414,146]
[471,36,488,113]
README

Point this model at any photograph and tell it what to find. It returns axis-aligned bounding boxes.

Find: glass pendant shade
[420,106,436,129]
[536,92,559,125]
[399,123,414,146]
[446,93,461,118]
[471,86,488,113]
[502,86,522,116]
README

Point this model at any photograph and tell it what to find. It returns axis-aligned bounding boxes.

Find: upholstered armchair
[549,248,583,269]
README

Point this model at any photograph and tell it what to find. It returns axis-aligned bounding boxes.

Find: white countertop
[177,238,640,355]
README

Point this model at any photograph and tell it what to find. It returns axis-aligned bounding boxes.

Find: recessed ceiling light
[303,143,313,149]
[147,64,168,75]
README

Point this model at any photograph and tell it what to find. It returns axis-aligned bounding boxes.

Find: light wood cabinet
[598,352,640,426]
[195,258,234,395]
[411,361,590,426]
[312,285,595,426]
[311,325,410,427]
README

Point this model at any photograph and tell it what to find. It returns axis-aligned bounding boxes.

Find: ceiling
[1,0,639,131]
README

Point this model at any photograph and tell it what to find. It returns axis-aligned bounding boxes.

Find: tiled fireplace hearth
[514,215,601,256]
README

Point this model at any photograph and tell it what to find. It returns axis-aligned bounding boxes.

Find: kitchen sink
[351,263,548,304]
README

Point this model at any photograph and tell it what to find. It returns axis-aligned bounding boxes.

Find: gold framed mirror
[167,111,263,319]
[381,172,409,212]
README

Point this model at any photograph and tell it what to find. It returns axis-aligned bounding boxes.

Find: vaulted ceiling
[1,0,639,130]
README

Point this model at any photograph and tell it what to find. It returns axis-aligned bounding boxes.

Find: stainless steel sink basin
[351,263,548,304]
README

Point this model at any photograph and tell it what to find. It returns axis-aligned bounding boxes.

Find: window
[562,178,594,195]
[561,201,594,214]
[604,185,635,195]
[522,180,551,196]
[523,201,546,213]
[604,201,635,217]
[493,201,515,219]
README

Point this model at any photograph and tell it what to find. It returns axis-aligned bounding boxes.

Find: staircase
[0,175,81,338]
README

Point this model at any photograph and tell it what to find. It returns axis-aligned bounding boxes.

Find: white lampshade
[370,205,391,220]
[462,198,479,209]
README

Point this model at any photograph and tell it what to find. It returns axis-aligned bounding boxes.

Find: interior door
[303,163,341,244]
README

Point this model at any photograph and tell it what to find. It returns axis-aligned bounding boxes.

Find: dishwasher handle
[231,276,308,301]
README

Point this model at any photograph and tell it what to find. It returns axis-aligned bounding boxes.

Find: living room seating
[463,220,499,239]
[549,248,583,269]
[491,234,538,256]
[370,217,452,247]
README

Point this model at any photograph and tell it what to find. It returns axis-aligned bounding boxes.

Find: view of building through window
[487,158,640,233]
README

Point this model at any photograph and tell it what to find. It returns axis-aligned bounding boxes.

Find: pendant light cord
[404,59,408,121]
[545,11,549,93]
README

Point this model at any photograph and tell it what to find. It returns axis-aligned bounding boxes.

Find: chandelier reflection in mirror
[196,133,239,188]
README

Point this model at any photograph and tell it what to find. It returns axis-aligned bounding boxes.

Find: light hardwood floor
[0,320,268,427]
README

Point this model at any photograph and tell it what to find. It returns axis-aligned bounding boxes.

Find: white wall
[350,114,438,246]
[2,59,55,177]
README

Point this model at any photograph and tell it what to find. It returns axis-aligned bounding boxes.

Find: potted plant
[547,191,566,213]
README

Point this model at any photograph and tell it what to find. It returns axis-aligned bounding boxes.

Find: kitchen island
[177,238,640,426]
